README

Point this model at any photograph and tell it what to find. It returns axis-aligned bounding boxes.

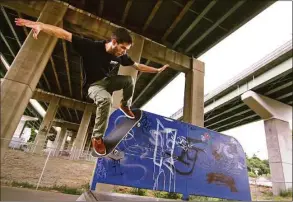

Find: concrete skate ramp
[90,109,251,201]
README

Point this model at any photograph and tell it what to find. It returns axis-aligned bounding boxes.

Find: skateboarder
[15,18,169,156]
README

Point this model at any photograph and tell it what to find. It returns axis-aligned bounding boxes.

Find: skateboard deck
[91,109,142,159]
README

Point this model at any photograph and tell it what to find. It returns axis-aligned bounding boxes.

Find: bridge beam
[52,119,93,131]
[52,120,79,130]
[204,58,292,114]
[1,0,191,72]
[242,91,292,195]
[33,89,96,113]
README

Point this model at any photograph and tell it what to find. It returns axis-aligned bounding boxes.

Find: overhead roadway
[1,0,275,128]
[171,40,292,132]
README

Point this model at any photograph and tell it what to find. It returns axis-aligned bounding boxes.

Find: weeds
[130,188,147,196]
[280,189,292,197]
[189,195,226,201]
[11,181,35,189]
[7,181,89,195]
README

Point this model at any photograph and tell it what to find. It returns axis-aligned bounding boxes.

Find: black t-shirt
[71,35,134,89]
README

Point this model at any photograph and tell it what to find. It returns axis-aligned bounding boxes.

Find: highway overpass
[171,40,292,132]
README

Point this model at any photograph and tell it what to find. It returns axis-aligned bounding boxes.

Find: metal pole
[255,178,258,201]
[36,149,51,190]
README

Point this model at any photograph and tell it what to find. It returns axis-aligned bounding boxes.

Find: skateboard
[91,109,142,160]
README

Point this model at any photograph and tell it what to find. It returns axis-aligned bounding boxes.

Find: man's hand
[15,18,42,39]
[157,64,169,73]
[133,63,169,73]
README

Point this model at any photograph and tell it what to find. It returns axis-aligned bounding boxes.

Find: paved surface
[1,186,79,201]
[1,186,178,201]
[77,191,178,201]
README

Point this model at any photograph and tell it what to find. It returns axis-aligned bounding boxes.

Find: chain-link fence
[1,137,95,161]
[1,138,96,193]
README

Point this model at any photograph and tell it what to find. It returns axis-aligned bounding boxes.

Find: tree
[28,127,37,142]
[246,154,270,176]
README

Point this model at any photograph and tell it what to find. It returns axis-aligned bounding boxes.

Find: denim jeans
[88,75,135,138]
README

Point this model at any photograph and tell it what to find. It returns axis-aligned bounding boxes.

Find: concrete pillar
[64,130,73,150]
[72,105,93,158]
[183,58,205,126]
[242,90,292,195]
[19,122,28,138]
[60,130,69,151]
[53,128,61,148]
[112,33,144,109]
[68,132,76,151]
[13,119,26,139]
[85,137,92,153]
[0,1,67,160]
[55,127,67,156]
[34,97,60,153]
[81,132,90,153]
[264,119,292,194]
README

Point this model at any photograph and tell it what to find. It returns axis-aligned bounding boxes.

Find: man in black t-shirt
[16,18,169,156]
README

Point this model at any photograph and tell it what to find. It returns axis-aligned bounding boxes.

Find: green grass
[189,195,227,201]
[11,181,36,189]
[280,189,292,197]
[5,181,292,201]
[5,181,89,195]
[51,185,83,195]
[166,192,182,199]
[153,190,182,199]
[130,188,147,196]
[254,188,292,201]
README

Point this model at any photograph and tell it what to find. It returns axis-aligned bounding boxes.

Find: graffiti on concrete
[91,110,251,201]
[206,172,237,192]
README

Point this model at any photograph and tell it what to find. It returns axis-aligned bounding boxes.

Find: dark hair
[111,28,133,44]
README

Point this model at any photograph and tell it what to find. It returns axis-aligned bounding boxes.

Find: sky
[142,1,292,160]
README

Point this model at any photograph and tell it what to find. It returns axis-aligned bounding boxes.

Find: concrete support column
[112,33,144,109]
[85,138,92,153]
[19,122,28,139]
[68,132,76,151]
[183,58,205,126]
[34,97,60,153]
[72,105,93,158]
[53,128,61,148]
[81,132,90,153]
[242,91,292,195]
[0,1,67,160]
[55,127,67,155]
[264,118,292,195]
[60,130,69,151]
[13,119,26,139]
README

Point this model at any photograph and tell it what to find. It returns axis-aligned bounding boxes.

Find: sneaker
[91,137,106,155]
[119,104,135,119]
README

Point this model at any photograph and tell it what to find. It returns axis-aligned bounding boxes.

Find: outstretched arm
[133,63,169,73]
[15,18,72,41]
